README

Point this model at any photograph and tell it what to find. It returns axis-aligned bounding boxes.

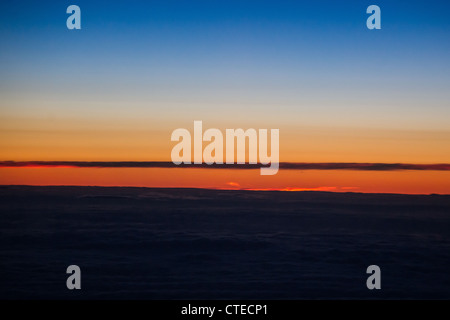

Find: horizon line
[0,184,448,196]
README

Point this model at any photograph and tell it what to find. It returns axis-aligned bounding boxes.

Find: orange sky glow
[1,167,449,194]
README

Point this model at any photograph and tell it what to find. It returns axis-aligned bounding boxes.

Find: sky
[1,0,449,193]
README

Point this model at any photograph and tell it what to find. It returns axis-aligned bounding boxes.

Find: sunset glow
[1,1,449,195]
[1,166,449,194]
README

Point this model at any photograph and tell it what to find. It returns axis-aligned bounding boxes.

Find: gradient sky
[1,1,449,193]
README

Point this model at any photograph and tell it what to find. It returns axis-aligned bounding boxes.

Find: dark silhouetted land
[1,186,449,299]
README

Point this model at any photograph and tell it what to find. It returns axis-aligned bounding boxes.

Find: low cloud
[0,161,449,171]
[226,182,241,187]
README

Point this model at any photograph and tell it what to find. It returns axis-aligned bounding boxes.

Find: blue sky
[1,0,450,131]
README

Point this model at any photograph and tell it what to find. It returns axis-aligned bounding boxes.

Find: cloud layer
[1,161,449,171]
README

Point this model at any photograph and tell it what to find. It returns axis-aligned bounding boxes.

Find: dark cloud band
[1,161,449,171]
